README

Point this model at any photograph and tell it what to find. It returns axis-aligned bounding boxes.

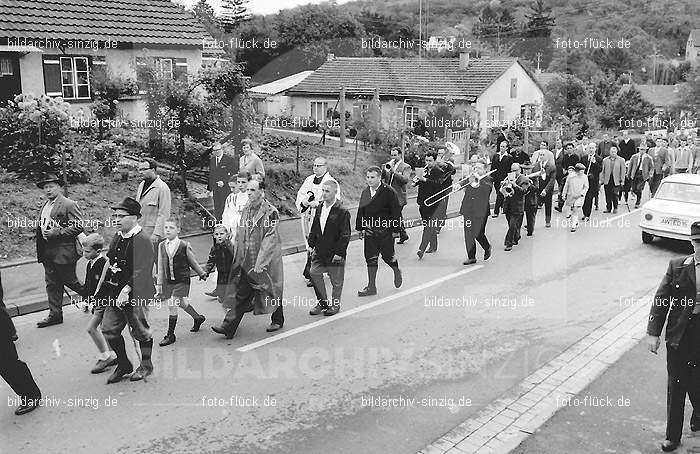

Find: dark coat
[308,202,351,259]
[356,183,401,233]
[381,160,412,206]
[617,138,636,161]
[205,240,235,285]
[647,256,698,348]
[208,153,236,192]
[491,152,514,183]
[557,152,580,181]
[503,174,531,215]
[581,153,603,184]
[460,180,492,222]
[105,229,156,306]
[35,194,84,264]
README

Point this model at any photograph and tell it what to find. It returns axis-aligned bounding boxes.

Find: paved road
[2,196,690,453]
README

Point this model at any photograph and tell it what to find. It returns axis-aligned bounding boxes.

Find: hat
[575,163,585,171]
[36,173,64,189]
[567,165,575,171]
[691,221,700,241]
[638,143,648,149]
[111,197,142,217]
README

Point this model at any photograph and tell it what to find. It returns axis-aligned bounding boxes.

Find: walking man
[491,140,514,218]
[459,163,492,265]
[650,137,675,195]
[627,143,653,208]
[307,180,351,316]
[382,147,412,244]
[135,158,171,266]
[647,221,700,452]
[502,163,531,251]
[600,146,626,214]
[35,173,85,328]
[208,140,236,222]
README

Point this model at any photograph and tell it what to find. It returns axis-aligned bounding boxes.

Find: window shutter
[136,57,148,94]
[499,107,504,123]
[173,57,187,81]
[510,78,517,98]
[42,56,62,96]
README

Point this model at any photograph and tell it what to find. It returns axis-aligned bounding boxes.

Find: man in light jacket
[382,148,412,244]
[135,158,171,267]
[627,144,654,208]
[599,146,626,214]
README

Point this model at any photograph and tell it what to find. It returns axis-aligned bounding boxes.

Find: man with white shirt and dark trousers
[599,146,626,214]
[356,166,403,297]
[307,180,351,316]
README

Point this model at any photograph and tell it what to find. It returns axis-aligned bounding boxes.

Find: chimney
[459,52,470,70]
[327,53,335,62]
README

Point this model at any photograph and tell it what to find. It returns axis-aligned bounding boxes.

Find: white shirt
[40,199,56,238]
[118,224,142,239]
[319,200,336,234]
[165,237,180,256]
[369,185,378,199]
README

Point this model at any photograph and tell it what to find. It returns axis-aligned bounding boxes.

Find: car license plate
[660,217,688,229]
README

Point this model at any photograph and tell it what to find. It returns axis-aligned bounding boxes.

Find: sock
[367,265,378,289]
[108,336,131,370]
[183,304,201,320]
[139,339,153,364]
[167,315,178,336]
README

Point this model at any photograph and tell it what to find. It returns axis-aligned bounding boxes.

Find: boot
[130,339,153,381]
[106,336,133,384]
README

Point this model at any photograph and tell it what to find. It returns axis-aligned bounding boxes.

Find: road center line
[236,265,485,352]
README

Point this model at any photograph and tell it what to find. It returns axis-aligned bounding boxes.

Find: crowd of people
[1,129,698,420]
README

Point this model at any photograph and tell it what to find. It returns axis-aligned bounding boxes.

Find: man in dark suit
[597,133,613,158]
[382,148,412,244]
[491,140,514,217]
[459,163,492,265]
[528,155,557,231]
[1,272,41,415]
[502,163,531,251]
[647,221,700,452]
[307,180,351,316]
[356,166,403,297]
[0,271,17,341]
[208,141,236,222]
[415,150,450,257]
[580,143,603,221]
[35,174,85,328]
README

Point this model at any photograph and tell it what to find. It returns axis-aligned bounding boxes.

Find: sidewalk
[2,191,467,317]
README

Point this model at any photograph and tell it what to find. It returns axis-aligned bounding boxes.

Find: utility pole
[339,87,345,148]
[419,0,422,65]
[536,52,542,72]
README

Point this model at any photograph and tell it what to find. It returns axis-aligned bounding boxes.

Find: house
[686,29,700,66]
[0,0,219,120]
[425,36,457,53]
[632,84,682,116]
[248,71,313,117]
[285,53,544,138]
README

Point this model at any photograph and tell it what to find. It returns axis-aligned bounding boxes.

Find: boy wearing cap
[101,197,156,384]
[562,164,589,232]
[34,173,86,328]
[647,221,700,452]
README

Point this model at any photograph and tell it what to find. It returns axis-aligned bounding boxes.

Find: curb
[7,208,466,318]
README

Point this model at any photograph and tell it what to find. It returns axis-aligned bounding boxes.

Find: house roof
[690,29,700,44]
[286,56,532,101]
[631,84,682,107]
[0,0,211,46]
[248,71,314,96]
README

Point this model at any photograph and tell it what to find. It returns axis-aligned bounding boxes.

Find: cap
[691,221,700,241]
[36,173,64,189]
[110,197,142,217]
[575,163,586,171]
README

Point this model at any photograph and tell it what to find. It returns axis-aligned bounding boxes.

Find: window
[520,104,537,122]
[0,58,13,76]
[310,101,329,122]
[510,78,518,98]
[655,182,700,204]
[158,58,174,80]
[405,105,419,128]
[59,56,90,99]
[486,106,504,126]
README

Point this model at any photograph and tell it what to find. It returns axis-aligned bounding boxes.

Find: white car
[639,173,700,243]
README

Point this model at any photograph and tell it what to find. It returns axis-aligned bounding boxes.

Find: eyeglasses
[313,164,326,167]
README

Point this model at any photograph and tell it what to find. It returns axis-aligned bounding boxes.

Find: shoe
[603,210,611,213]
[504,246,512,251]
[358,286,377,297]
[513,240,519,245]
[191,315,206,332]
[545,222,551,228]
[554,206,562,213]
[129,364,153,381]
[91,356,118,374]
[661,440,680,452]
[483,247,491,261]
[37,316,62,328]
[634,204,640,208]
[393,267,402,288]
[324,305,340,316]
[526,232,533,236]
[463,259,477,265]
[14,397,40,416]
[417,250,424,260]
[612,208,618,214]
[204,290,218,298]
[491,213,499,218]
[397,235,409,244]
[309,302,327,315]
[595,206,599,211]
[305,278,314,287]
[159,334,176,347]
[107,365,133,384]
[266,323,282,332]
[571,227,577,232]
[211,325,234,339]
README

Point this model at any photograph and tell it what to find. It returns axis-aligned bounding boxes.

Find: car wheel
[642,231,654,244]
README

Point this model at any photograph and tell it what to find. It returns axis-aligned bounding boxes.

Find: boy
[221,171,251,237]
[156,218,207,346]
[203,224,235,305]
[81,233,118,374]
[562,164,589,232]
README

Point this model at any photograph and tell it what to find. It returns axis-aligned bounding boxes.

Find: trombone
[424,169,496,207]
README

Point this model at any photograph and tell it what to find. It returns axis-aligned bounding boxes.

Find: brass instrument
[411,166,428,186]
[500,179,515,197]
[424,169,496,207]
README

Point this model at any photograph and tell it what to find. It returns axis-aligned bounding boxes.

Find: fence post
[524,129,529,155]
[339,87,345,148]
[353,137,358,171]
[296,137,300,176]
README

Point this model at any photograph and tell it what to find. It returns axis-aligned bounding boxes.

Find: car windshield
[655,182,700,203]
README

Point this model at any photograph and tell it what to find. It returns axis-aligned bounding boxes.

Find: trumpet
[411,166,428,186]
[500,179,515,197]
[424,169,496,207]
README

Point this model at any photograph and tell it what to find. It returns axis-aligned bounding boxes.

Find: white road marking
[604,207,639,223]
[237,265,485,352]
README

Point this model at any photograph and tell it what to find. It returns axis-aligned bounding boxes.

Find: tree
[192,0,221,39]
[598,85,655,130]
[513,0,556,68]
[473,5,518,56]
[219,0,251,33]
[671,67,700,124]
[542,75,594,138]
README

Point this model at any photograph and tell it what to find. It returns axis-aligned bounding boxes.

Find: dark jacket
[459,181,492,221]
[308,201,351,259]
[381,160,412,207]
[83,256,107,297]
[503,174,531,215]
[647,255,699,348]
[105,229,155,306]
[491,152,514,183]
[208,153,236,192]
[581,153,603,184]
[35,194,84,265]
[205,240,235,285]
[356,183,401,233]
[597,140,613,158]
[617,138,636,161]
[531,160,557,197]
